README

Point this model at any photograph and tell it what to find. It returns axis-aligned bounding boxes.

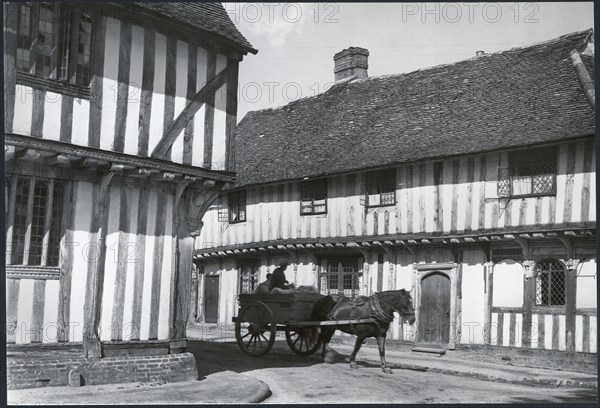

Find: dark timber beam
[83,171,116,358]
[151,66,230,159]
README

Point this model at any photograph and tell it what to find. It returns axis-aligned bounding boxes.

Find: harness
[328,292,395,324]
[368,292,395,323]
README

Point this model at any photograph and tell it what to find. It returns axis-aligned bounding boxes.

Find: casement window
[15,2,94,86]
[239,261,259,294]
[498,146,557,198]
[228,191,246,223]
[535,259,566,306]
[300,180,327,215]
[366,169,396,207]
[320,258,362,297]
[7,175,66,267]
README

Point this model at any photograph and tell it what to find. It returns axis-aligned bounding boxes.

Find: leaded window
[239,261,259,294]
[15,2,94,85]
[366,169,396,207]
[498,146,557,198]
[535,259,566,306]
[320,258,362,297]
[300,180,327,215]
[7,176,66,267]
[16,3,33,72]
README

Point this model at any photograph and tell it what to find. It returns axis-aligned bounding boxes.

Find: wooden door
[418,272,451,344]
[204,275,219,324]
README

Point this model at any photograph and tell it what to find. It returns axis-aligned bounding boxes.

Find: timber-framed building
[195,30,596,355]
[4,1,256,387]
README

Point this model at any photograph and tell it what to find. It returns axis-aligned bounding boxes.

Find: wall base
[7,352,198,390]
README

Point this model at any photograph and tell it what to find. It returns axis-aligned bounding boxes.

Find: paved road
[188,339,597,404]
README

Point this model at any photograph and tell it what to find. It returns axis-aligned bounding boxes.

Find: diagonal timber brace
[151,66,229,159]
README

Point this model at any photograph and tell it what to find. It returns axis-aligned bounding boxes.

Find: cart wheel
[235,302,276,357]
[285,326,321,356]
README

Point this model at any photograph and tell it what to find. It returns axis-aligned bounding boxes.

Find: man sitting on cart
[269,263,295,293]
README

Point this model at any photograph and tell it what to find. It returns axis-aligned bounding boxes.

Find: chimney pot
[476,50,485,57]
[334,47,369,82]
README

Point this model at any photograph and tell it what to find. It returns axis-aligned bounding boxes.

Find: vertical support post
[83,172,114,358]
[483,261,493,345]
[565,258,578,352]
[225,58,239,172]
[448,264,458,350]
[377,254,384,292]
[171,182,191,345]
[522,260,536,348]
[171,188,219,347]
[189,263,199,323]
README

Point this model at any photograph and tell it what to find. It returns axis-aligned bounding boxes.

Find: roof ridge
[391,28,592,75]
[240,28,593,121]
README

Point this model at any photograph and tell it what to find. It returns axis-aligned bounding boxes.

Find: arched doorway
[418,271,451,344]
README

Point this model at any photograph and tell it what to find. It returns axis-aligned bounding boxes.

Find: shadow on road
[509,388,598,404]
[187,340,327,380]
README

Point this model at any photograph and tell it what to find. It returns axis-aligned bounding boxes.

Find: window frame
[227,190,246,224]
[365,168,397,208]
[501,146,557,199]
[534,259,566,308]
[238,260,260,295]
[300,180,328,216]
[5,174,68,275]
[14,2,96,98]
[319,257,363,297]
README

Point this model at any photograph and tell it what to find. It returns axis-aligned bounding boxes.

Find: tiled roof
[133,2,257,54]
[235,30,594,187]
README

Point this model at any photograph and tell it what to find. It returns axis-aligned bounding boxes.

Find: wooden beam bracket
[353,246,371,261]
[513,237,531,259]
[382,245,395,260]
[16,148,40,161]
[558,236,574,259]
[479,241,491,263]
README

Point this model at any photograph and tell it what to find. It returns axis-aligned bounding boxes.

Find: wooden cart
[233,293,377,357]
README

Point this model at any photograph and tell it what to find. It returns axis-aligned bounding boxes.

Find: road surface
[188,339,597,404]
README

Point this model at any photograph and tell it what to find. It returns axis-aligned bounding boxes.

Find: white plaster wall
[219,259,238,326]
[492,260,524,307]
[576,259,597,308]
[460,250,486,344]
[395,263,414,291]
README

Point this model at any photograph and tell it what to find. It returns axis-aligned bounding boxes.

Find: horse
[311,289,416,374]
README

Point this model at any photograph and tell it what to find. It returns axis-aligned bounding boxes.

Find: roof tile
[133,2,256,54]
[235,30,594,186]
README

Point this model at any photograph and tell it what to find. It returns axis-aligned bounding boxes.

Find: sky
[224,2,594,120]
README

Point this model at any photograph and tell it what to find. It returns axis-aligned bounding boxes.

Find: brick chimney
[334,47,369,82]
